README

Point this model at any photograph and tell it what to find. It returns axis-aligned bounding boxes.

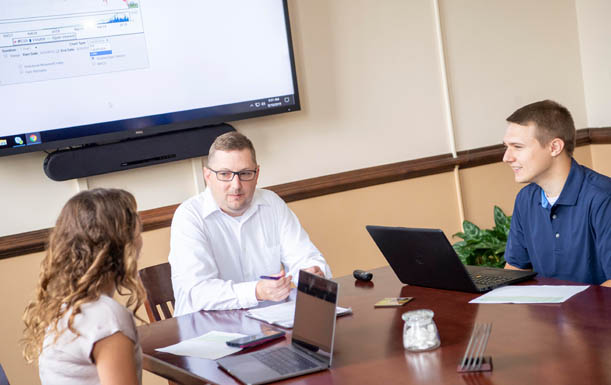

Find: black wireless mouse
[353,269,373,282]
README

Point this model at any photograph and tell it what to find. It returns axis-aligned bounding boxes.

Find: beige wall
[2,0,609,237]
[575,0,611,127]
[440,0,587,151]
[289,172,462,278]
[591,144,611,176]
[459,163,522,229]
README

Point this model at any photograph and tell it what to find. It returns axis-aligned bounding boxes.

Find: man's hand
[302,266,325,277]
[256,271,292,301]
[504,263,531,271]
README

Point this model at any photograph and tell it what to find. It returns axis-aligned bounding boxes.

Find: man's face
[204,149,259,217]
[502,122,554,184]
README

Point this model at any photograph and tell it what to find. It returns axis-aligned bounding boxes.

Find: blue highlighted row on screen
[90,50,113,57]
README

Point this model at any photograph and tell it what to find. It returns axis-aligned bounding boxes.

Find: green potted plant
[452,206,511,268]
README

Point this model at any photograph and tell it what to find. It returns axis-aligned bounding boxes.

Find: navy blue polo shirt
[505,159,611,285]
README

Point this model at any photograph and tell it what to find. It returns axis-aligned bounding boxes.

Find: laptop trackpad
[219,355,279,383]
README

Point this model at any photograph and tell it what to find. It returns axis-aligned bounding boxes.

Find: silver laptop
[366,225,537,293]
[217,270,338,385]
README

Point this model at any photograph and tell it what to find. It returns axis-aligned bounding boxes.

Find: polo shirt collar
[201,187,267,220]
[540,158,584,208]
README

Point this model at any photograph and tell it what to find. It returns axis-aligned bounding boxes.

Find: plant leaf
[462,221,481,239]
[452,232,466,240]
[452,206,511,267]
[495,205,508,222]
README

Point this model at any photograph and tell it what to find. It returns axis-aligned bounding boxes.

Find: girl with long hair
[22,188,146,385]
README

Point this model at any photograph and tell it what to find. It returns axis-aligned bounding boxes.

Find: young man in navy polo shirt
[502,100,611,287]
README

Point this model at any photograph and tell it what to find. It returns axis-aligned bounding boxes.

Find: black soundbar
[44,124,235,181]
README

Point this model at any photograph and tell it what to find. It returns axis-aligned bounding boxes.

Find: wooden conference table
[138,267,611,385]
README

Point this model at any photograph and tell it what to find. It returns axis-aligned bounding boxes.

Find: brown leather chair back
[138,263,175,322]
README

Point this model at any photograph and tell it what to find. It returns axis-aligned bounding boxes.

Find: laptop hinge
[292,341,330,366]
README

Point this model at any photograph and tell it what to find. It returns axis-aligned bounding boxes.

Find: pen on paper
[259,275,282,280]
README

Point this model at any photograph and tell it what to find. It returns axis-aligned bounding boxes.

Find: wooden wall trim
[1,127,609,260]
[267,153,455,202]
[0,205,182,261]
[589,127,611,143]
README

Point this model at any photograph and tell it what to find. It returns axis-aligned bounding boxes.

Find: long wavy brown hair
[22,188,146,363]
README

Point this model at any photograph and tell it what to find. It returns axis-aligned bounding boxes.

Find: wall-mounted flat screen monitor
[0,0,299,157]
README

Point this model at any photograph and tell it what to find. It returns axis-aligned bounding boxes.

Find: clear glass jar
[402,309,440,351]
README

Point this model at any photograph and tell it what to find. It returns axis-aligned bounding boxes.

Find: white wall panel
[440,0,587,150]
[0,152,76,235]
[575,0,611,127]
[239,0,449,187]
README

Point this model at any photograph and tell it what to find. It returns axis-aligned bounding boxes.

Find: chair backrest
[138,263,175,322]
[0,363,10,385]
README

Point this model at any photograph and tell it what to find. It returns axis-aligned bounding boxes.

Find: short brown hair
[506,100,576,156]
[208,131,257,165]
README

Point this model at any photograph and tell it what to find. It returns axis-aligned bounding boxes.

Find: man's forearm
[601,279,611,288]
[504,262,531,271]
[174,279,259,314]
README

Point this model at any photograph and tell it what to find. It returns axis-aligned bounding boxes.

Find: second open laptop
[217,270,338,385]
[366,225,536,293]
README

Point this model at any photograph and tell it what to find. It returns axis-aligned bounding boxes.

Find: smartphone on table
[226,330,286,348]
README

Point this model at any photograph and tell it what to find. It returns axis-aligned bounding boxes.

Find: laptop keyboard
[469,273,512,287]
[252,347,319,375]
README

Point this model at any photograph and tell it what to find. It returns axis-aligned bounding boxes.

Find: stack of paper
[469,285,589,304]
[246,301,352,328]
[156,330,246,359]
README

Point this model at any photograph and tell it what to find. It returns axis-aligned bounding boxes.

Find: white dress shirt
[169,188,331,315]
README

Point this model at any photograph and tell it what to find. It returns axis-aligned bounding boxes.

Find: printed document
[156,330,246,359]
[246,300,352,328]
[470,285,589,304]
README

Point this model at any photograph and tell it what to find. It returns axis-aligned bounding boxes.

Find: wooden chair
[138,263,175,322]
[138,264,191,385]
[0,363,10,385]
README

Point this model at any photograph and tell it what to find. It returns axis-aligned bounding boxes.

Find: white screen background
[0,0,295,136]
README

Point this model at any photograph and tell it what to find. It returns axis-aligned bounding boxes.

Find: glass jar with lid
[402,309,440,351]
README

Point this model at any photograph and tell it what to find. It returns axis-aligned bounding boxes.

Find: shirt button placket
[550,209,561,251]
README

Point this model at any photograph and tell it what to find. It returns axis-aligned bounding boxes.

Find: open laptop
[217,270,338,385]
[366,225,536,293]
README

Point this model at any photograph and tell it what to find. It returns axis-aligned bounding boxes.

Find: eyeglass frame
[206,167,258,182]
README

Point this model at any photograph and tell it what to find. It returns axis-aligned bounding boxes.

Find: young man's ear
[549,138,565,157]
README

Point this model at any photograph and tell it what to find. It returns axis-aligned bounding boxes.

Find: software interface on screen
[0,0,296,152]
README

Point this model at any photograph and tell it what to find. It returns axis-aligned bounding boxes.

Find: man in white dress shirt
[169,132,331,315]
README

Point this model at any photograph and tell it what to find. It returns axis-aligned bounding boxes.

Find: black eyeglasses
[207,167,257,181]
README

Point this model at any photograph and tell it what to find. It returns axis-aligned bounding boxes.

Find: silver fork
[459,323,492,372]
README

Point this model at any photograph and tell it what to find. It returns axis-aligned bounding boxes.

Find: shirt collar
[540,188,552,209]
[555,158,584,206]
[539,158,584,208]
[201,187,267,220]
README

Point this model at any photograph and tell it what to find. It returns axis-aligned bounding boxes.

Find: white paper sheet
[155,330,247,359]
[246,300,352,328]
[469,285,589,304]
